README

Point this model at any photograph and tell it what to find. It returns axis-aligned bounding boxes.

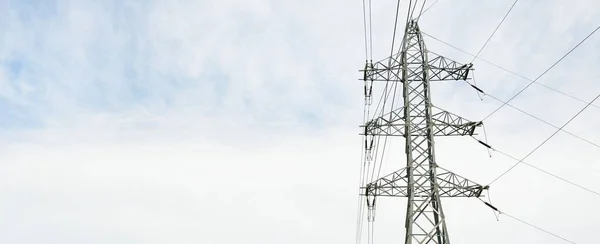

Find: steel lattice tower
[359,20,489,244]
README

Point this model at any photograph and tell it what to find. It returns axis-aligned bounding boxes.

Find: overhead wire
[423,31,600,151]
[389,0,403,57]
[458,15,600,229]
[355,136,367,244]
[501,212,576,244]
[374,0,407,180]
[362,0,369,60]
[415,0,428,23]
[356,0,376,243]
[477,199,576,244]
[480,24,600,185]
[371,0,406,181]
[461,75,600,151]
[482,24,600,121]
[477,86,600,149]
[428,32,600,109]
[471,0,520,63]
[421,31,600,110]
[373,90,397,182]
[455,8,600,231]
[362,2,411,243]
[369,0,374,60]
[357,1,404,240]
[417,0,439,19]
[482,143,600,198]
[483,91,600,186]
[408,0,419,20]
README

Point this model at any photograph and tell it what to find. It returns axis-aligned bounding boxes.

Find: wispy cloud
[0,0,367,134]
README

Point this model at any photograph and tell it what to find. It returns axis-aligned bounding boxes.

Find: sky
[0,0,600,243]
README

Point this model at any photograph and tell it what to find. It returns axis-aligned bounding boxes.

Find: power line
[490,146,600,198]
[482,24,600,121]
[415,0,428,23]
[361,0,369,60]
[421,31,600,110]
[471,0,520,63]
[473,133,600,197]
[369,0,374,60]
[356,1,375,241]
[478,199,576,244]
[462,79,600,150]
[389,0,403,57]
[501,212,576,244]
[408,0,418,21]
[487,91,600,185]
[355,136,367,244]
[418,0,440,18]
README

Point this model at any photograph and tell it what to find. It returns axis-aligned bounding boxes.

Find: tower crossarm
[361,166,488,198]
[360,106,482,136]
[430,106,482,136]
[427,51,473,81]
[360,53,403,82]
[360,107,405,137]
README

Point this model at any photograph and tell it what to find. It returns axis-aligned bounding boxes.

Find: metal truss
[358,20,485,244]
[361,54,403,82]
[427,51,473,81]
[360,52,472,82]
[361,166,488,198]
[360,106,482,137]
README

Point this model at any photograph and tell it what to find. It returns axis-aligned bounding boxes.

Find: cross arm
[360,53,403,82]
[360,106,482,137]
[427,51,473,81]
[360,167,488,198]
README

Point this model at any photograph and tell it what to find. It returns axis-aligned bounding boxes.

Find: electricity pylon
[358,20,488,244]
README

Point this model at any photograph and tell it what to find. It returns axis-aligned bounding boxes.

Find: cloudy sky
[0,0,599,243]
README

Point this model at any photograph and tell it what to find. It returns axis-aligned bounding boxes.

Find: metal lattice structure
[358,20,488,244]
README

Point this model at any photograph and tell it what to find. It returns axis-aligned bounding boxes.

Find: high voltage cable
[501,212,576,244]
[421,31,600,110]
[356,1,375,242]
[418,0,440,18]
[484,143,600,198]
[480,88,600,149]
[369,0,374,60]
[357,84,395,244]
[360,2,411,243]
[461,78,600,151]
[487,92,600,185]
[368,0,404,124]
[482,24,600,121]
[355,137,367,244]
[389,0,403,57]
[364,3,411,243]
[415,0,428,23]
[362,0,369,60]
[477,199,577,244]
[471,0,520,63]
[471,136,600,197]
[372,0,404,183]
[375,0,416,183]
[408,0,419,21]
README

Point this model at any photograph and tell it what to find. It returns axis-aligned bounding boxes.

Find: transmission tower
[358,20,489,244]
